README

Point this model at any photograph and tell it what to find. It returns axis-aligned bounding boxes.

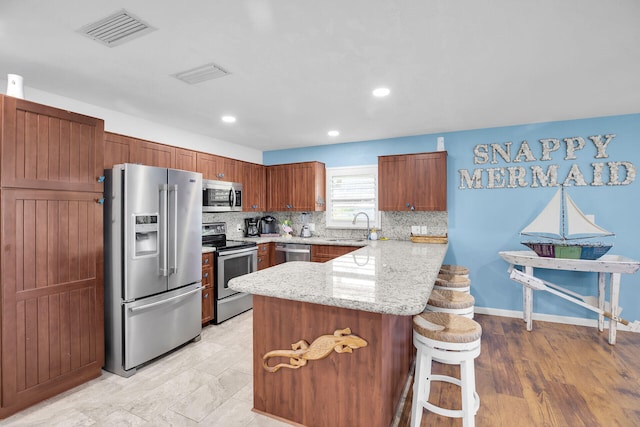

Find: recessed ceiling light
[221,115,236,123]
[372,87,390,97]
[328,130,340,137]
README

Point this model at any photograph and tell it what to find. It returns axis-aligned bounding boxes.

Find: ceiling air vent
[173,63,230,85]
[78,9,156,47]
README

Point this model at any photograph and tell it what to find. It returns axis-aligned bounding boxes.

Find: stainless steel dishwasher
[275,243,311,264]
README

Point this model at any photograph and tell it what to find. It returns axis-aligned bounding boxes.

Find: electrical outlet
[420,225,428,235]
[411,225,420,235]
[309,223,315,231]
[236,223,243,232]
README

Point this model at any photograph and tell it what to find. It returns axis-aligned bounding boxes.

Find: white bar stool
[426,288,475,318]
[439,264,469,278]
[434,273,471,294]
[411,312,482,427]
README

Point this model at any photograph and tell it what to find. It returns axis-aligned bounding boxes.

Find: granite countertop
[201,236,369,253]
[228,240,448,316]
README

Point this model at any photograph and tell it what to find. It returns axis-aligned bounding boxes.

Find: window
[325,165,380,229]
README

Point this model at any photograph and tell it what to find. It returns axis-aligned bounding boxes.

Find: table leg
[524,266,534,331]
[597,272,606,332]
[609,273,621,345]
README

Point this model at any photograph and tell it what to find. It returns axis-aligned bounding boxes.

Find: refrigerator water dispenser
[133,214,159,257]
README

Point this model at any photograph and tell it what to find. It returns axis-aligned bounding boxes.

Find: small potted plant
[281,219,293,238]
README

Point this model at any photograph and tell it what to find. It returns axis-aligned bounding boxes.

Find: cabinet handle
[258,257,263,262]
[204,293,209,299]
[97,198,105,205]
[97,176,105,183]
[217,172,225,178]
[406,202,415,211]
[203,272,209,278]
[204,258,209,264]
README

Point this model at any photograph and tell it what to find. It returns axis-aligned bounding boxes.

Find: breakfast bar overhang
[229,241,447,427]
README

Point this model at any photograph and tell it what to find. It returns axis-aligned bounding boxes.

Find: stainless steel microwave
[203,180,242,212]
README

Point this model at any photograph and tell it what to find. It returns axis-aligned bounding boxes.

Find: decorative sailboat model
[520,187,614,260]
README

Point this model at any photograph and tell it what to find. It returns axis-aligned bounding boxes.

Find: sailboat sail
[521,188,613,240]
[520,189,562,236]
[565,193,612,236]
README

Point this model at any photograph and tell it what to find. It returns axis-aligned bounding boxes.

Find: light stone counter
[228,240,447,315]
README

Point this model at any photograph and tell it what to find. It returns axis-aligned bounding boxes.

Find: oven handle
[128,286,203,313]
[218,247,258,257]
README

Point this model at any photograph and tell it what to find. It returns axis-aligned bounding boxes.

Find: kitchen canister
[6,74,24,99]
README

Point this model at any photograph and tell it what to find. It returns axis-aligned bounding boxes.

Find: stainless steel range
[202,222,257,324]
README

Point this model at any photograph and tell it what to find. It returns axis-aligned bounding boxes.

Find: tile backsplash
[204,211,447,240]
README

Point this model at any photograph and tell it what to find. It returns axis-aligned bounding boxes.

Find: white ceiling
[1,1,639,151]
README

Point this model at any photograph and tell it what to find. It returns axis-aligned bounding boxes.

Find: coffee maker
[244,217,260,237]
[259,215,278,235]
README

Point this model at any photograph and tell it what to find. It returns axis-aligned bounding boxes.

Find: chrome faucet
[352,212,370,240]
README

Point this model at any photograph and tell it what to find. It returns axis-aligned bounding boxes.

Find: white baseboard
[474,306,637,333]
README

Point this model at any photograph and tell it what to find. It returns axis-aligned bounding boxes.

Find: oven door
[216,247,257,299]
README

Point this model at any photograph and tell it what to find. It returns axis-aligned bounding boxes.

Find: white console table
[499,250,640,344]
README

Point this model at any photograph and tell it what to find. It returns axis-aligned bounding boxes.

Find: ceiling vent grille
[172,63,231,85]
[78,9,155,47]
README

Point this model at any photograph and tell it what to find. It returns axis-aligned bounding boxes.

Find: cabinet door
[257,243,273,270]
[1,188,103,411]
[311,245,358,262]
[378,155,413,211]
[196,153,239,182]
[1,96,104,192]
[266,165,291,211]
[131,140,174,168]
[413,152,447,211]
[104,132,132,170]
[243,162,266,211]
[174,148,197,172]
[201,254,214,324]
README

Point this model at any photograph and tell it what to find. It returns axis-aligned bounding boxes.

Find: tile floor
[2,310,290,427]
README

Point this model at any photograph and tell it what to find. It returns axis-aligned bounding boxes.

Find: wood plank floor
[397,314,640,427]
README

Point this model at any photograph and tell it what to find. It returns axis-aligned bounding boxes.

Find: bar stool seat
[439,264,469,277]
[426,288,475,318]
[411,312,482,427]
[434,273,471,294]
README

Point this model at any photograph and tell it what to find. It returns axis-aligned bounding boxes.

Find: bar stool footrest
[421,374,480,419]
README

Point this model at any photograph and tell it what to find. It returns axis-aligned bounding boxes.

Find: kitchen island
[229,240,447,427]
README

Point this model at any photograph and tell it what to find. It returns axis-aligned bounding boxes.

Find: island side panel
[252,295,413,427]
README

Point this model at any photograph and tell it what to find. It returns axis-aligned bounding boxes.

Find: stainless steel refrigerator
[104,163,203,377]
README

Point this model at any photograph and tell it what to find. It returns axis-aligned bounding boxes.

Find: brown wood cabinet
[1,96,104,192]
[378,151,447,211]
[257,243,274,270]
[0,95,104,418]
[242,162,266,211]
[201,253,214,324]
[174,148,197,172]
[266,161,325,211]
[196,152,241,182]
[103,132,132,169]
[104,132,198,172]
[131,139,174,168]
[311,245,359,263]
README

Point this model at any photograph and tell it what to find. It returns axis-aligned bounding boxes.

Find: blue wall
[264,113,640,322]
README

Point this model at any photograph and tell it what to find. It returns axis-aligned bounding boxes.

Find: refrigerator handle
[169,184,178,275]
[159,184,169,277]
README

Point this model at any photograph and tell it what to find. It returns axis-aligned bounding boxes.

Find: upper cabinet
[242,162,266,211]
[1,96,104,192]
[196,152,240,182]
[131,139,174,168]
[266,161,325,211]
[104,132,197,172]
[174,148,197,172]
[378,151,447,211]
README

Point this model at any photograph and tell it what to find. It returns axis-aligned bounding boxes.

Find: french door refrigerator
[104,163,203,377]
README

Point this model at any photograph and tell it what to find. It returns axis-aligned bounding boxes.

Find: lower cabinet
[257,243,274,270]
[202,253,214,325]
[311,245,359,263]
